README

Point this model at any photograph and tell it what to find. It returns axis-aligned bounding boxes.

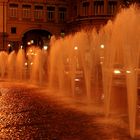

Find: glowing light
[74,46,78,50]
[114,69,121,74]
[30,40,34,44]
[126,70,131,74]
[30,62,33,65]
[101,94,104,100]
[61,32,65,37]
[43,46,48,50]
[75,78,80,82]
[8,44,11,47]
[27,42,31,45]
[100,44,105,49]
[100,57,104,64]
[66,58,70,63]
[20,45,23,49]
[65,71,69,74]
[24,62,28,66]
[100,56,104,59]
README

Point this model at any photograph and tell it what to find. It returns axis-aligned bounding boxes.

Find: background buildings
[0,0,139,51]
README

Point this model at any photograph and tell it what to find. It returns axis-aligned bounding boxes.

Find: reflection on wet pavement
[0,82,139,140]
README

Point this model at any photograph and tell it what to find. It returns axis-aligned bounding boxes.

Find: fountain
[0,51,8,78]
[0,5,140,138]
[7,51,16,79]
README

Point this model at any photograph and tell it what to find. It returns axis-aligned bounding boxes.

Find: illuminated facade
[67,0,120,32]
[0,0,139,51]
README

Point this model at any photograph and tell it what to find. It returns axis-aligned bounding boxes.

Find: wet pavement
[0,81,140,140]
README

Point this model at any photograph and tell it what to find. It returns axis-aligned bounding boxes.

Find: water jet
[0,5,140,138]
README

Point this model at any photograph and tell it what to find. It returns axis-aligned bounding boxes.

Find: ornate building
[67,0,119,32]
[0,0,139,51]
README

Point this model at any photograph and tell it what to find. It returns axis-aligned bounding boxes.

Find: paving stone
[0,81,139,140]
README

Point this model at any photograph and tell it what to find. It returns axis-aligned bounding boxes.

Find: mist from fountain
[49,5,140,137]
[0,5,139,138]
[7,51,16,79]
[101,6,140,137]
[29,47,47,84]
[0,51,8,78]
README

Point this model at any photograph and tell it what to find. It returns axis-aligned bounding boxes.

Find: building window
[22,5,31,19]
[59,7,66,22]
[108,1,117,15]
[74,6,78,17]
[82,2,89,16]
[94,1,104,15]
[34,5,44,20]
[11,27,16,34]
[47,7,55,21]
[9,3,18,18]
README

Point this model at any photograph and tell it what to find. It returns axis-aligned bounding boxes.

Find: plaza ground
[0,81,139,140]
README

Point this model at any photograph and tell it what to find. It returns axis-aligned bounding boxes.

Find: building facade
[0,0,139,51]
[67,0,140,32]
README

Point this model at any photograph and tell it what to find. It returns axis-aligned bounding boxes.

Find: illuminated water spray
[0,5,140,138]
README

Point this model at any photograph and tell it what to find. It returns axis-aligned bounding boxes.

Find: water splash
[0,5,139,138]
